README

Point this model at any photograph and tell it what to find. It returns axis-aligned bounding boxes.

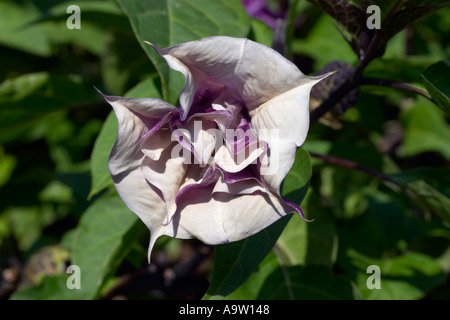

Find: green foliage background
[0,0,449,300]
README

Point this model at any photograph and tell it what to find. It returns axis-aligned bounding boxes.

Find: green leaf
[10,275,84,300]
[249,18,273,48]
[222,252,281,299]
[421,60,450,114]
[277,191,338,267]
[281,148,312,204]
[0,0,52,56]
[390,167,450,197]
[388,166,450,223]
[99,32,156,95]
[89,112,117,199]
[0,72,98,144]
[204,149,312,299]
[70,193,146,299]
[400,98,450,158]
[117,0,250,104]
[347,249,446,300]
[89,77,162,199]
[407,180,450,223]
[204,215,292,300]
[291,14,358,70]
[257,265,356,300]
[365,57,441,83]
[0,147,17,187]
[227,194,339,300]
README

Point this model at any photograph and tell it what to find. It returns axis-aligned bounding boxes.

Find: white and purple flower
[100,36,330,259]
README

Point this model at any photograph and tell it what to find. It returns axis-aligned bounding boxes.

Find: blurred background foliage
[0,0,449,300]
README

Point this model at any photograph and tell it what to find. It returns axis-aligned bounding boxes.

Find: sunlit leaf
[277,192,338,267]
[70,193,146,299]
[347,249,446,300]
[10,275,83,300]
[400,99,450,158]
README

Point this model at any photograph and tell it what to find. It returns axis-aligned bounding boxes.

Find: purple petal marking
[175,165,220,204]
[142,111,175,139]
[282,198,311,222]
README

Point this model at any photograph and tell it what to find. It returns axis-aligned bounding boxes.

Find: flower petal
[140,112,174,161]
[100,91,178,118]
[101,92,178,260]
[250,73,332,194]
[172,186,298,244]
[141,143,187,225]
[147,36,314,115]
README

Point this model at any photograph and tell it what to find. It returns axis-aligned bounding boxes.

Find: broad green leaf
[204,149,312,299]
[117,0,250,104]
[347,249,446,300]
[223,252,280,299]
[88,111,117,199]
[0,72,98,144]
[400,98,450,158]
[10,275,84,300]
[231,191,338,300]
[204,215,292,300]
[249,18,273,47]
[89,77,162,199]
[277,191,338,267]
[421,60,450,114]
[291,14,358,70]
[71,193,146,299]
[275,205,309,266]
[365,57,441,83]
[257,265,356,300]
[281,148,312,204]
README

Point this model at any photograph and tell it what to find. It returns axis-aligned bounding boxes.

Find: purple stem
[309,151,418,200]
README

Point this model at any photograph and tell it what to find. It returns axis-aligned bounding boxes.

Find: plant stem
[309,151,418,200]
[309,1,404,125]
[360,77,434,102]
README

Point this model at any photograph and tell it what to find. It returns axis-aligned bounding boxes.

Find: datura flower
[100,36,330,260]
